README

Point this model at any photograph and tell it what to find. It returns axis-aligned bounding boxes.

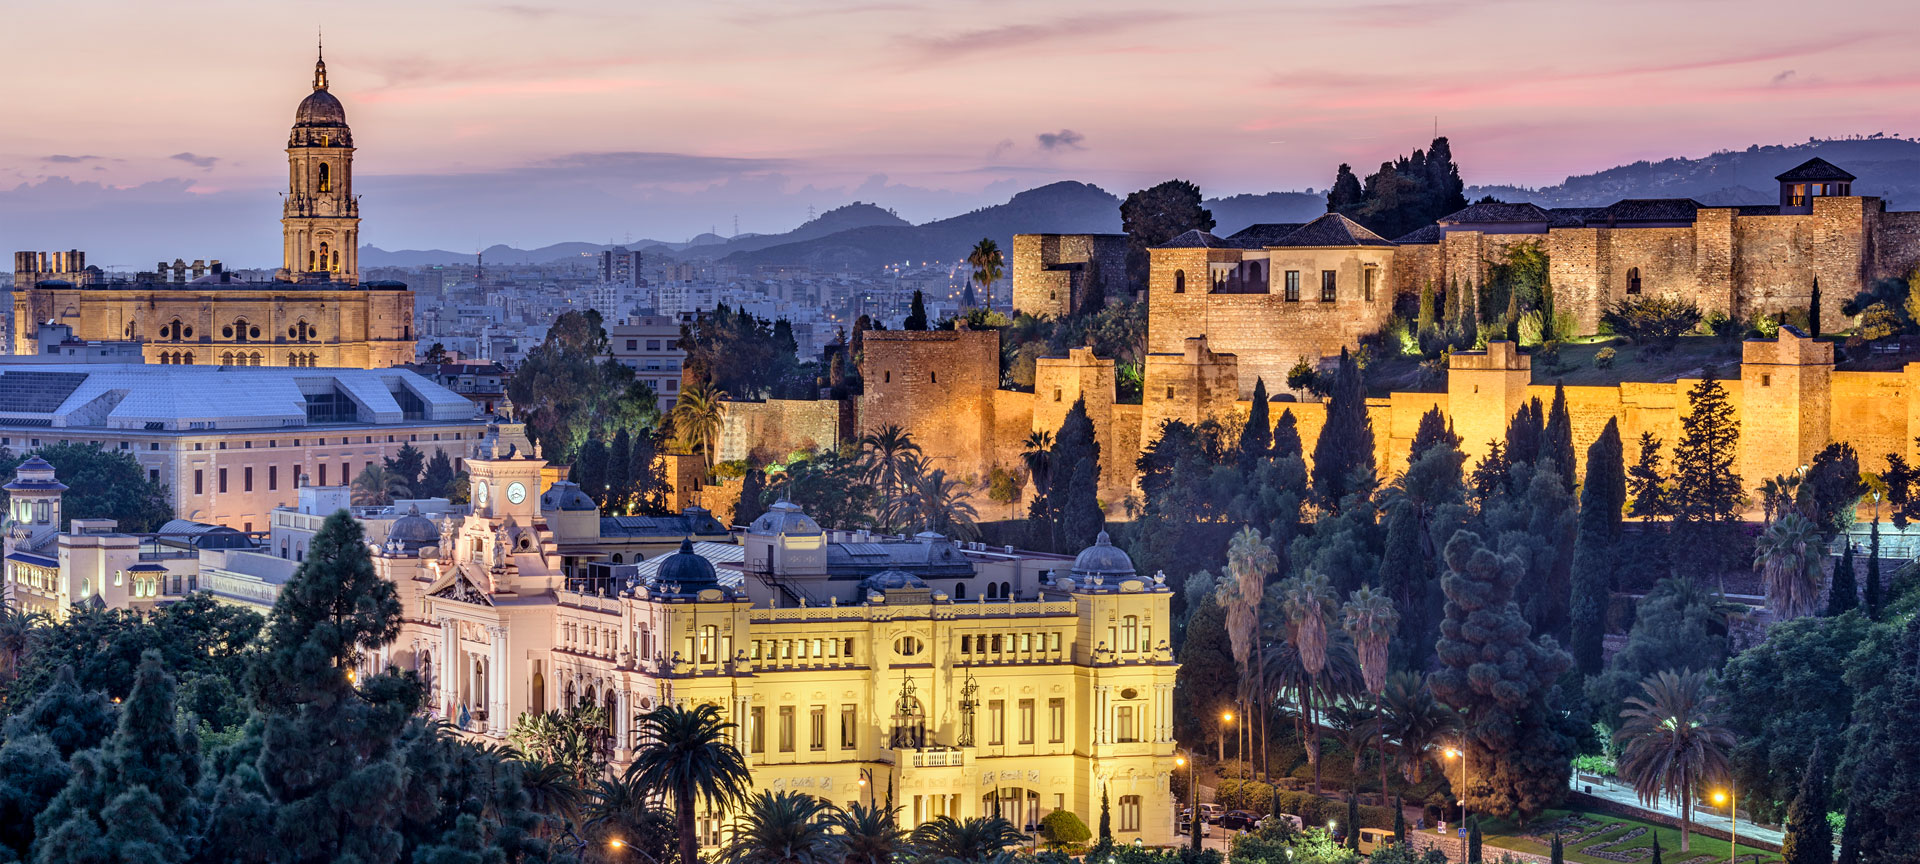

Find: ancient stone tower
[1446,340,1532,465]
[1738,326,1831,491]
[281,44,360,283]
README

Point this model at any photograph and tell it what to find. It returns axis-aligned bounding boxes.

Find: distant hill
[1467,136,1920,209]
[1207,191,1327,235]
[722,181,1124,271]
[360,239,684,268]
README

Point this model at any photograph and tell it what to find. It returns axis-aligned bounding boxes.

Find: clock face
[506,482,527,505]
[475,482,489,506]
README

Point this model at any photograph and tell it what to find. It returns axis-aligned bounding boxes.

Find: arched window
[318,163,331,193]
[221,351,234,366]
[986,582,999,600]
[1000,581,1012,599]
[531,672,546,714]
[1173,269,1186,294]
[1627,267,1642,295]
[331,250,340,272]
[954,582,966,600]
[317,242,330,272]
[182,351,193,365]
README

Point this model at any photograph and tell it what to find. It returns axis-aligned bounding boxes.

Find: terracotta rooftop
[1268,213,1396,247]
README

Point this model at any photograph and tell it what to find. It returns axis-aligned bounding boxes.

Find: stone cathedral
[9,49,415,367]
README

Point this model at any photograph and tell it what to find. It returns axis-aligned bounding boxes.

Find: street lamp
[1713,787,1736,864]
[1444,744,1470,831]
[1220,711,1234,764]
[858,768,875,807]
[1177,751,1201,852]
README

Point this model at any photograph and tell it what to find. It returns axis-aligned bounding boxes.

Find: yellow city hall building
[363,419,1181,847]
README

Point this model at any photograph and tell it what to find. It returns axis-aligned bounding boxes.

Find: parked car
[1177,809,1214,837]
[1219,810,1258,831]
[1256,813,1305,832]
[1356,827,1392,854]
[1197,803,1224,824]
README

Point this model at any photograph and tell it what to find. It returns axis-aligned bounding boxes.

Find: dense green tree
[735,468,767,528]
[1467,815,1482,863]
[679,302,805,400]
[0,443,172,532]
[1570,419,1625,676]
[0,733,70,862]
[1587,578,1730,723]
[1274,409,1303,463]
[507,309,664,459]
[1840,614,1920,859]
[33,651,201,864]
[1431,530,1574,823]
[627,427,674,515]
[1804,443,1865,540]
[1828,541,1860,616]
[1779,743,1833,864]
[1755,513,1827,622]
[605,427,634,514]
[1099,788,1113,844]
[1550,833,1563,864]
[1504,398,1544,471]
[1327,165,1364,212]
[1121,180,1215,292]
[1312,350,1375,512]
[1542,385,1575,491]
[1864,520,1883,620]
[1060,459,1104,553]
[1332,137,1469,240]
[1721,611,1871,824]
[1407,408,1458,466]
[1175,574,1237,744]
[1044,398,1102,552]
[1669,371,1743,568]
[383,443,426,494]
[1836,798,1860,864]
[1376,500,1430,671]
[769,447,877,531]
[1625,432,1669,520]
[627,703,753,864]
[904,291,929,331]
[419,449,457,500]
[1241,378,1272,465]
[1615,670,1732,853]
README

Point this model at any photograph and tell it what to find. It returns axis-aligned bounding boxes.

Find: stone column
[488,626,509,738]
[437,619,456,717]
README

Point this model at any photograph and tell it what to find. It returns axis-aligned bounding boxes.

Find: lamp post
[1220,711,1233,764]
[1712,787,1736,864]
[1444,742,1470,830]
[859,768,875,808]
[1177,751,1200,852]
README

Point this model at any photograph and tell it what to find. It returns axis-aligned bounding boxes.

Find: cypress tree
[1346,794,1361,850]
[1394,793,1407,844]
[1550,834,1564,864]
[1810,277,1822,337]
[1844,615,1920,859]
[1311,349,1375,511]
[1417,283,1439,343]
[1409,406,1459,465]
[1505,398,1543,469]
[1651,835,1663,864]
[1865,519,1882,620]
[1827,542,1859,616]
[1099,787,1112,843]
[1571,419,1624,676]
[1468,814,1482,863]
[734,468,766,528]
[1273,408,1303,463]
[1241,378,1272,464]
[572,438,610,505]
[607,427,634,514]
[904,290,928,330]
[1835,798,1860,864]
[1047,398,1102,552]
[1061,459,1104,552]
[1380,499,1430,670]
[1780,743,1833,864]
[419,449,456,499]
[1543,384,1575,491]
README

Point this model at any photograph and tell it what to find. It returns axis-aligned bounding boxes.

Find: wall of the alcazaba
[1140,338,1239,445]
[717,399,842,464]
[1148,247,1398,397]
[857,328,1000,480]
[1831,372,1906,473]
[1011,234,1127,317]
[1871,210,1920,280]
[1146,248,1240,354]
[1731,200,1869,325]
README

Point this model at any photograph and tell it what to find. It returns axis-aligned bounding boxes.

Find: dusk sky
[5,0,1917,265]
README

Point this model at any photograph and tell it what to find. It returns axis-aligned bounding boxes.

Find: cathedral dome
[295,88,347,127]
[387,504,438,551]
[1070,531,1135,581]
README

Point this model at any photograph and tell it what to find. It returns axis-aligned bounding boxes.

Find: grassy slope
[1474,808,1782,864]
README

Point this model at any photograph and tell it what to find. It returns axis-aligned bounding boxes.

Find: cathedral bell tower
[280,43,359,283]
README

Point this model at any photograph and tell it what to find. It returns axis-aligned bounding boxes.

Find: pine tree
[1099,787,1112,843]
[1571,419,1624,676]
[1780,743,1833,864]
[1626,432,1669,520]
[606,427,634,514]
[572,438,610,505]
[1670,370,1743,525]
[1047,398,1102,552]
[419,449,456,500]
[1241,378,1272,464]
[1311,349,1375,511]
[1431,530,1575,823]
[1273,408,1303,463]
[1543,384,1575,491]
[904,291,928,330]
[1827,542,1859,616]
[1,665,116,758]
[383,442,426,494]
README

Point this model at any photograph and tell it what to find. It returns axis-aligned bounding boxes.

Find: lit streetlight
[1177,751,1201,852]
[1444,744,1470,832]
[1220,711,1234,764]
[1712,787,1736,864]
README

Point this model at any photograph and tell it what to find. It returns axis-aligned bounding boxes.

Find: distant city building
[0,364,486,531]
[605,315,686,410]
[600,247,642,287]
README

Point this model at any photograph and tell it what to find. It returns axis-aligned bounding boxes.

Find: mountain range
[357,136,1920,271]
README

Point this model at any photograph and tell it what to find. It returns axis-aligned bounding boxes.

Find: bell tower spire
[314,29,328,91]
[281,42,358,284]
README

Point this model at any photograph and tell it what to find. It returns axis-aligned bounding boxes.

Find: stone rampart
[718,399,843,464]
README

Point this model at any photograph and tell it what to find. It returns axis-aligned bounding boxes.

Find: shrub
[1217,779,1276,812]
[1861,301,1902,341]
[1594,346,1617,369]
[1039,809,1091,847]
[1534,340,1560,369]
[1601,296,1702,347]
[1572,753,1616,777]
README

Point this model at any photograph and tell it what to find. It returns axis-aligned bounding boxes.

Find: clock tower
[468,420,544,523]
[280,42,360,283]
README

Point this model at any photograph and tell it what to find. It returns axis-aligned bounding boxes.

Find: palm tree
[908,467,981,539]
[1020,431,1053,499]
[830,800,911,864]
[1341,585,1398,696]
[908,815,1025,864]
[722,790,840,864]
[627,703,754,864]
[1277,569,1340,794]
[1614,669,1734,853]
[861,425,922,497]
[1324,701,1379,785]
[351,462,409,506]
[672,382,729,472]
[516,757,586,834]
[967,238,1004,311]
[0,597,42,683]
[583,775,676,864]
[1224,526,1277,777]
[1377,671,1456,787]
[1752,511,1826,621]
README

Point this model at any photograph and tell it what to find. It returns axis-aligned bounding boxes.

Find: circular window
[221,325,234,338]
[249,326,261,339]
[182,326,193,338]
[1121,687,1138,700]
[289,326,299,338]
[893,636,924,657]
[639,696,653,709]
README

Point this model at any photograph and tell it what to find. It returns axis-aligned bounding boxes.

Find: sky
[3,0,1918,266]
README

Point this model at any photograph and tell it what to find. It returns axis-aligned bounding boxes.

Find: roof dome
[860,569,927,592]
[1070,530,1135,581]
[295,88,347,127]
[540,480,598,512]
[655,538,719,591]
[4,456,67,494]
[388,504,438,550]
[750,499,822,537]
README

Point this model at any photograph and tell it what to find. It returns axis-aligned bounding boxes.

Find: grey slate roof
[1775,158,1855,182]
[1268,213,1396,247]
[1591,199,1708,223]
[1436,202,1552,224]
[1224,223,1306,248]
[1393,225,1442,245]
[599,510,729,539]
[1156,229,1228,249]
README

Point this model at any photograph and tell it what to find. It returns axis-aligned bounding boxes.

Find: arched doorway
[983,787,1042,832]
[531,671,546,714]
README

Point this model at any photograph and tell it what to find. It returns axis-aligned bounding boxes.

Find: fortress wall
[718,399,842,464]
[1587,226,1706,307]
[1146,249,1237,354]
[858,328,1000,479]
[990,388,1035,480]
[1871,210,1920,281]
[1548,228,1608,334]
[1388,243,1443,302]
[1830,371,1907,473]
[1732,202,1866,324]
